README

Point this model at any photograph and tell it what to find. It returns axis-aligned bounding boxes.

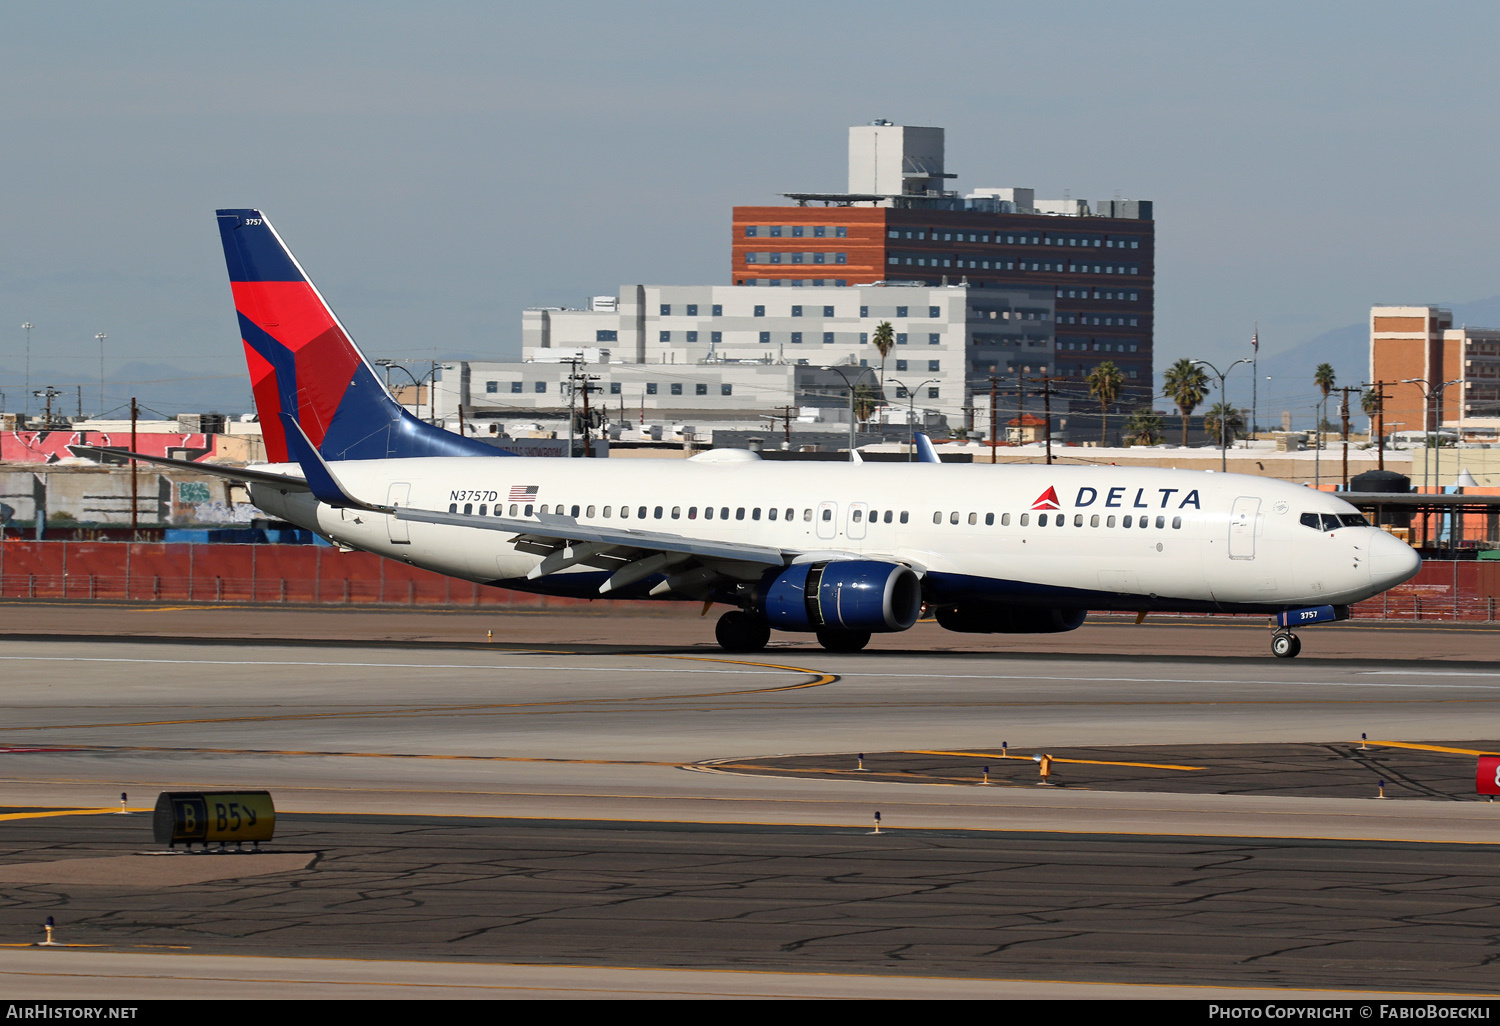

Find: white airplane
[96,210,1422,659]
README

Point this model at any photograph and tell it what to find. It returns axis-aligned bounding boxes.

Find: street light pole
[821,364,875,458]
[1193,358,1251,474]
[95,333,107,417]
[887,376,940,461]
[21,323,33,417]
[1401,377,1461,497]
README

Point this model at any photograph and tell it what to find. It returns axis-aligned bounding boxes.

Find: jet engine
[756,560,922,634]
[935,602,1086,634]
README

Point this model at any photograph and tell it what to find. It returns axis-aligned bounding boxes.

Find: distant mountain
[1160,295,1500,432]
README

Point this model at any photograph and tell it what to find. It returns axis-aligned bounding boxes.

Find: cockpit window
[1339,513,1369,528]
[1301,512,1346,531]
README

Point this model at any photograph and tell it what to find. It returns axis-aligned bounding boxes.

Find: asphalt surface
[0,607,1497,998]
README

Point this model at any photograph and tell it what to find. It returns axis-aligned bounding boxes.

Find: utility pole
[565,357,580,458]
[33,386,61,430]
[988,375,998,464]
[774,405,795,446]
[1339,385,1355,490]
[570,366,601,457]
[1365,380,1391,472]
[130,397,139,537]
[1028,376,1063,466]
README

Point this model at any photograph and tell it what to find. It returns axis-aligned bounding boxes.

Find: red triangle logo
[1030,486,1061,510]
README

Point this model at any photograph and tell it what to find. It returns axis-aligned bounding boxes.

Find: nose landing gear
[1270,631,1301,659]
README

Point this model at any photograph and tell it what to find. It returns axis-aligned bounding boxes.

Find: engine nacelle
[935,602,1087,634]
[757,560,922,634]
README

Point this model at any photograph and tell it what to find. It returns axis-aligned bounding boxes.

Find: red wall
[0,540,1492,619]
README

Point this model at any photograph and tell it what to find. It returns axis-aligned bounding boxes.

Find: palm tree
[871,321,895,392]
[1313,363,1336,447]
[1123,407,1164,446]
[1087,361,1126,445]
[1203,401,1245,445]
[1361,387,1382,439]
[1163,358,1209,446]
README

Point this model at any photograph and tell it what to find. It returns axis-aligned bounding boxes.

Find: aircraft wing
[394,506,791,565]
[71,445,311,491]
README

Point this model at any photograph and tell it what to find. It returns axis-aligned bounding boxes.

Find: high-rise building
[1369,305,1500,442]
[1369,305,1456,434]
[732,121,1155,404]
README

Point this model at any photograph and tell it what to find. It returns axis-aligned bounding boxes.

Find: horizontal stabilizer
[71,446,310,491]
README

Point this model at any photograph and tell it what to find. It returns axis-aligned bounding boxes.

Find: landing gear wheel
[1271,632,1301,659]
[715,611,770,653]
[816,629,871,653]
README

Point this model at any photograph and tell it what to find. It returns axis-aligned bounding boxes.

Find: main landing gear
[1271,631,1302,659]
[816,629,870,653]
[715,610,770,653]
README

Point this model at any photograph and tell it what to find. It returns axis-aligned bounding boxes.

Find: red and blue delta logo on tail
[216,209,509,463]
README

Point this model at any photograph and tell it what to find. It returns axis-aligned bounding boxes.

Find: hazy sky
[3,1,1499,414]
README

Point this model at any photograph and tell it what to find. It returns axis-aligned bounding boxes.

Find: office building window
[896,360,908,371]
[928,387,939,398]
[791,332,802,344]
[896,306,908,317]
[534,382,546,393]
[711,331,722,345]
[609,382,621,394]
[686,304,698,316]
[696,383,707,395]
[896,333,908,345]
[722,384,733,395]
[596,330,617,342]
[646,383,658,395]
[928,360,940,372]
[711,304,722,316]
[754,305,765,317]
[859,306,868,317]
[744,226,757,237]
[659,331,670,343]
[660,305,671,316]
[859,333,868,344]
[823,332,834,344]
[670,383,682,395]
[928,306,940,318]
[686,331,698,343]
[791,306,802,317]
[823,306,834,317]
[485,381,498,394]
[511,381,523,393]
[896,386,908,398]
[759,331,771,344]
[929,333,940,345]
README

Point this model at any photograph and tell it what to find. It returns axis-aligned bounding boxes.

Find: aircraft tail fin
[216,208,511,462]
[914,432,941,464]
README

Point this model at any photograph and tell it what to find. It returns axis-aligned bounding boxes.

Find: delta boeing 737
[94,210,1422,658]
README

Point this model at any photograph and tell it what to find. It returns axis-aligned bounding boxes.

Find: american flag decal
[508,485,539,501]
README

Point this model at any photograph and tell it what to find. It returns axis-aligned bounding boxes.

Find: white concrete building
[434,282,1058,444]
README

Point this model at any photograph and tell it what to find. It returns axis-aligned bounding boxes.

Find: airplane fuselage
[248,455,1420,617]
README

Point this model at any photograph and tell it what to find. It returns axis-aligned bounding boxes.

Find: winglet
[279,413,389,512]
[914,432,941,464]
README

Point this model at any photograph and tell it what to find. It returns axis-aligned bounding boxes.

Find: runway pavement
[0,609,1497,998]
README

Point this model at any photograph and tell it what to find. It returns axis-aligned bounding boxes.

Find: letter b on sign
[1477,756,1500,796]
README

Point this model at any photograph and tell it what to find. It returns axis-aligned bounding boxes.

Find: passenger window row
[933,510,1185,530]
[443,502,916,526]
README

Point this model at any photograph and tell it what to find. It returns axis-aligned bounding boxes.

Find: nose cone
[1368,530,1421,589]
